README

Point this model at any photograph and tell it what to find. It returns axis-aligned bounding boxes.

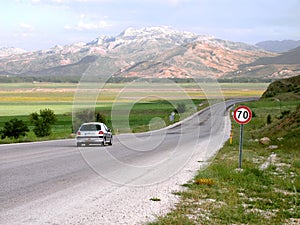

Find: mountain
[256,40,300,53]
[0,27,276,81]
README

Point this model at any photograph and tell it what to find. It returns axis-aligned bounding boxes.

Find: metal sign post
[233,106,252,169]
[238,124,244,168]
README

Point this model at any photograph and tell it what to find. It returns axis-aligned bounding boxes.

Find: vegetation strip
[0,82,268,144]
[149,97,299,224]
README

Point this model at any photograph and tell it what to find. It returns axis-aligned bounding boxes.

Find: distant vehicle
[76,122,113,147]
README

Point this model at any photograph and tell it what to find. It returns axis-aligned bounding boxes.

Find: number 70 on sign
[233,105,252,125]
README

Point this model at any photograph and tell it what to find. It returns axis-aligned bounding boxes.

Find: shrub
[176,103,186,113]
[73,110,107,132]
[279,110,290,119]
[30,108,57,137]
[267,114,272,124]
[95,112,107,124]
[0,118,29,139]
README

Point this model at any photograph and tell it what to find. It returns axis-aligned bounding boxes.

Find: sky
[0,0,300,51]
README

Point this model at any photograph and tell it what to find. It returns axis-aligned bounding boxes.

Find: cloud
[77,20,112,30]
[14,32,33,38]
[65,20,112,31]
[19,23,35,31]
[165,0,191,6]
[51,0,66,2]
[30,0,193,5]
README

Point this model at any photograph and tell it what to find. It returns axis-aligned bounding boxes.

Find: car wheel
[77,143,81,147]
[108,137,113,146]
[102,138,106,146]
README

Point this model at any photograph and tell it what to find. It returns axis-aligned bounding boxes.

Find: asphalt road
[0,99,245,224]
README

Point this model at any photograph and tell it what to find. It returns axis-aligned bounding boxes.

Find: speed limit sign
[233,105,252,168]
[233,105,252,125]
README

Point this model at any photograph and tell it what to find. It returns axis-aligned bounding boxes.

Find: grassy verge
[149,99,300,225]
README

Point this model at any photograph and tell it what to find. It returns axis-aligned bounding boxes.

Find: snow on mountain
[0,47,27,57]
[87,35,116,46]
[88,27,214,49]
[119,26,197,39]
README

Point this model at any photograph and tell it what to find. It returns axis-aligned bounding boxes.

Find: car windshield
[80,124,101,131]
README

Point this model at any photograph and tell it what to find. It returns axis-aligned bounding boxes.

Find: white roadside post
[233,105,252,169]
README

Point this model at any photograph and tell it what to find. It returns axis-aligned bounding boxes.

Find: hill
[259,74,300,154]
[256,40,300,53]
[261,74,300,100]
[249,46,300,65]
[222,47,300,81]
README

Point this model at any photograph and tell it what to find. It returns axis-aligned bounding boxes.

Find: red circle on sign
[233,105,252,124]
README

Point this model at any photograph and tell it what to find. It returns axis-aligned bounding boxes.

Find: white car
[76,122,113,147]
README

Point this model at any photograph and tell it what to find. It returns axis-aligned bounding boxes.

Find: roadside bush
[176,103,186,114]
[96,112,107,124]
[73,110,107,132]
[278,110,290,119]
[0,118,29,139]
[30,108,57,137]
[267,114,272,124]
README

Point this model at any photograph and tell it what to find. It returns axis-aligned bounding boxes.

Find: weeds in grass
[194,178,214,186]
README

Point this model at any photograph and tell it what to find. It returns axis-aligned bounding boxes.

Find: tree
[30,108,57,137]
[0,118,29,139]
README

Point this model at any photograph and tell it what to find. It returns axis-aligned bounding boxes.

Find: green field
[0,82,269,143]
[0,82,268,116]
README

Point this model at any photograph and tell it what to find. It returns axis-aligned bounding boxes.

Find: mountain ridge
[1,26,297,81]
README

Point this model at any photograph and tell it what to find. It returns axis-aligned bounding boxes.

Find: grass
[149,99,300,225]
